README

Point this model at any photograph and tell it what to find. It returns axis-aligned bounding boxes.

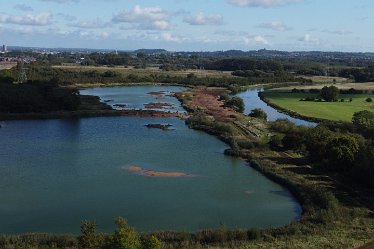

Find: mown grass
[262,92,374,121]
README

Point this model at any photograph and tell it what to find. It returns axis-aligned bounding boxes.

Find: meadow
[261,92,374,122]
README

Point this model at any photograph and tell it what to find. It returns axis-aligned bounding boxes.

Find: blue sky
[0,0,373,52]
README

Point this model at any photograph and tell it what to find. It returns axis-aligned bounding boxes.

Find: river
[236,88,316,126]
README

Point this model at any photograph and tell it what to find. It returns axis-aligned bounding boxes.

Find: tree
[141,235,162,249]
[79,221,99,249]
[305,126,333,163]
[326,134,359,171]
[107,217,141,249]
[282,133,304,150]
[249,108,267,120]
[225,96,245,113]
[352,110,374,129]
[320,85,339,102]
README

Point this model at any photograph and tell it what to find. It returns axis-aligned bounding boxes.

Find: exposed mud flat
[144,102,175,109]
[124,166,190,177]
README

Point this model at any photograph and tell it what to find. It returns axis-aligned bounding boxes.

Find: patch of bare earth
[123,166,190,178]
[189,88,240,122]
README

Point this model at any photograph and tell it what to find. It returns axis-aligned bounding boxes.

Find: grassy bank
[172,87,374,248]
[261,91,374,122]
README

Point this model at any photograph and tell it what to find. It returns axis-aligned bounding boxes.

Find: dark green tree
[320,85,339,102]
[141,235,162,249]
[352,110,374,129]
[79,221,99,249]
[326,134,359,171]
[249,108,267,120]
[225,96,245,113]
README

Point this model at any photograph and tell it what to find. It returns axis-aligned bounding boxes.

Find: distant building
[2,45,7,53]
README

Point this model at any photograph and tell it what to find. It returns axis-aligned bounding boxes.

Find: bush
[224,96,245,113]
[106,217,141,249]
[249,108,267,120]
[366,97,373,103]
[141,235,162,249]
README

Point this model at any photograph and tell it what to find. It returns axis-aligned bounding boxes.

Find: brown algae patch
[142,170,188,177]
[124,166,190,177]
[126,166,143,172]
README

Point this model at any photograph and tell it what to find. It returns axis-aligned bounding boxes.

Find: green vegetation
[224,96,245,113]
[248,108,268,120]
[0,80,80,113]
[320,85,339,102]
[261,91,374,121]
[1,51,374,248]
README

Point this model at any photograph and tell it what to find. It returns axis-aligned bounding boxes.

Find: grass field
[53,64,234,78]
[262,92,374,121]
[271,82,374,91]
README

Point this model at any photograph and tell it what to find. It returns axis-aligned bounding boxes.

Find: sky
[0,0,373,52]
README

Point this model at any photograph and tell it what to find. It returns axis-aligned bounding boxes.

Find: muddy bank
[144,102,175,109]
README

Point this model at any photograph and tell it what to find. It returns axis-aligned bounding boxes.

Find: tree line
[269,111,374,188]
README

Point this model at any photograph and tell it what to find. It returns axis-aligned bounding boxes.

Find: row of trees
[0,79,80,113]
[79,217,161,249]
[269,110,374,188]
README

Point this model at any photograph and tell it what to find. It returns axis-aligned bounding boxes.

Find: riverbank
[171,87,374,248]
[258,92,327,123]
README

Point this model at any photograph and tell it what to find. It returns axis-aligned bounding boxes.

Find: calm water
[236,88,316,126]
[81,86,187,112]
[0,86,301,234]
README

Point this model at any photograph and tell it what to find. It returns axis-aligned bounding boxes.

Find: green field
[262,92,374,121]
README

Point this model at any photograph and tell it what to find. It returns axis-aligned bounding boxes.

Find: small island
[144,123,174,130]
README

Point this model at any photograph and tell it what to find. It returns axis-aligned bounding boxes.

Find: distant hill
[134,49,168,54]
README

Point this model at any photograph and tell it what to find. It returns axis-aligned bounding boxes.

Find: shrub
[249,108,267,120]
[79,221,99,249]
[225,96,245,113]
[106,217,141,249]
[366,97,373,103]
[141,235,162,249]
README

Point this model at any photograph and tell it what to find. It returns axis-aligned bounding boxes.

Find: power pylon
[16,60,28,84]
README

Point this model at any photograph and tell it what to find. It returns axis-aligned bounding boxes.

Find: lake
[0,86,301,234]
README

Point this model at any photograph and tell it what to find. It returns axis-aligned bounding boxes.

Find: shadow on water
[270,190,303,217]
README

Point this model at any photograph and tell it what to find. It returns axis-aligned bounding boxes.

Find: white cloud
[184,12,223,26]
[258,21,291,31]
[299,33,319,45]
[161,33,181,42]
[0,12,53,26]
[322,29,352,35]
[40,0,78,3]
[70,18,109,29]
[228,0,302,7]
[244,35,269,45]
[14,4,34,12]
[113,5,171,30]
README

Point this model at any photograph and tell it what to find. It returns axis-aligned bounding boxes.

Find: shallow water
[0,86,301,234]
[80,86,187,112]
